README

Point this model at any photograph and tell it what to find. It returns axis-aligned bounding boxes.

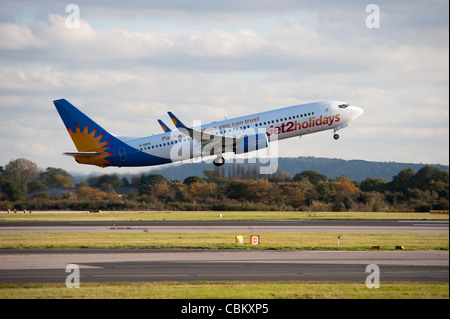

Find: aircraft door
[322,103,332,130]
[119,148,127,161]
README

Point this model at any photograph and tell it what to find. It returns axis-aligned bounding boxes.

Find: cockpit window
[338,104,349,108]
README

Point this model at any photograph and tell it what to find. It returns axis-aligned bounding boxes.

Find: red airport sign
[250,235,260,245]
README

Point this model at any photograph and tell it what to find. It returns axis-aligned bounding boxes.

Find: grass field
[0,281,448,299]
[1,211,447,299]
[0,232,447,250]
[0,211,448,222]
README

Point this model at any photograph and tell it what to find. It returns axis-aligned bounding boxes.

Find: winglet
[167,111,190,130]
[157,119,172,133]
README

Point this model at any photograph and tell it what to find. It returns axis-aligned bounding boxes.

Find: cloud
[0,1,448,173]
[0,23,42,50]
[2,11,447,78]
[16,142,58,158]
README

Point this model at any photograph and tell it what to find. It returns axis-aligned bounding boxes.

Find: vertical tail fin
[53,99,116,167]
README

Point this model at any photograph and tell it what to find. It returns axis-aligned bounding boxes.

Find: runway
[0,219,448,233]
[1,219,447,284]
[0,249,448,284]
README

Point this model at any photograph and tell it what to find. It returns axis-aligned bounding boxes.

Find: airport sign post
[337,235,343,246]
[250,235,260,245]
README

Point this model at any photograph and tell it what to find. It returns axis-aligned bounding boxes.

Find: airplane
[53,99,363,168]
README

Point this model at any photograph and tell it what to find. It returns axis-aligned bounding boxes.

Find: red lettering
[315,115,323,126]
[329,115,335,126]
[286,121,294,132]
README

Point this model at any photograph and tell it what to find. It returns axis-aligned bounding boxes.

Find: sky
[0,0,448,176]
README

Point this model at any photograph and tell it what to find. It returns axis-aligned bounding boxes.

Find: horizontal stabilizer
[64,152,101,158]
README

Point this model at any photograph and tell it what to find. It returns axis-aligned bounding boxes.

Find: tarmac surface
[0,249,448,283]
[0,219,448,233]
[0,219,447,284]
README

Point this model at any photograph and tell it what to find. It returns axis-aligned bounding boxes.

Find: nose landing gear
[333,128,340,140]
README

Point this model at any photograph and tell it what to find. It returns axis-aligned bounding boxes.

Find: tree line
[1,158,448,212]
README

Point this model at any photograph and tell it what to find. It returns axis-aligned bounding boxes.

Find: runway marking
[92,274,191,278]
[413,224,443,227]
[397,220,448,227]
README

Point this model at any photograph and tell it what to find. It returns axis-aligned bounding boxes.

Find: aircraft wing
[167,111,236,151]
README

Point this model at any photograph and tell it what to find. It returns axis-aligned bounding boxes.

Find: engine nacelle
[235,133,268,154]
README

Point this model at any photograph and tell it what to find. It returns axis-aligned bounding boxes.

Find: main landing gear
[213,155,225,166]
[333,128,339,140]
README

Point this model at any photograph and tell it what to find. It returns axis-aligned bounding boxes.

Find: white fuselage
[125,101,363,163]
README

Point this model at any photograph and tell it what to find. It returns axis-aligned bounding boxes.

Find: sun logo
[67,124,113,167]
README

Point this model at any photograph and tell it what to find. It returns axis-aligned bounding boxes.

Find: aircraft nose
[351,106,364,119]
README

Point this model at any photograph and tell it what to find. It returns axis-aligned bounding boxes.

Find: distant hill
[137,156,449,182]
